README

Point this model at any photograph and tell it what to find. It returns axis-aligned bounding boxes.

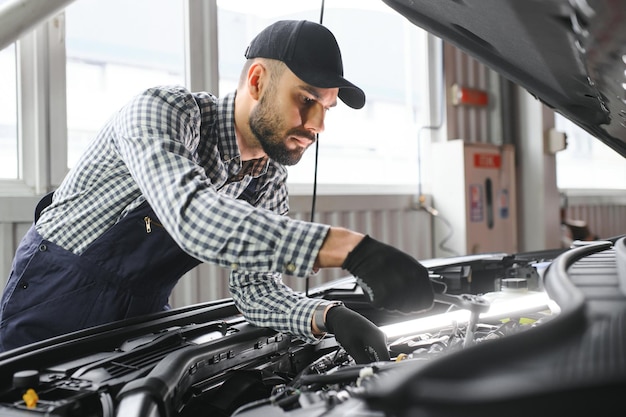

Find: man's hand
[342,235,434,313]
[325,305,390,364]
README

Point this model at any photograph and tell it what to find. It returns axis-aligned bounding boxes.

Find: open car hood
[382,0,626,157]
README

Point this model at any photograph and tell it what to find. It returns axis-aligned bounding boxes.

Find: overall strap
[237,177,260,205]
[34,191,55,223]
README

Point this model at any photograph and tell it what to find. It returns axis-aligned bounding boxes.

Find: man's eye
[301,96,329,111]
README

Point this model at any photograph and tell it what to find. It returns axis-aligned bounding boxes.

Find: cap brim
[338,86,366,110]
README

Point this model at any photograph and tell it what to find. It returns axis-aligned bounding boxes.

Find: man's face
[249,68,338,166]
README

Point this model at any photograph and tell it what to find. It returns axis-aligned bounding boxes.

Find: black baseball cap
[244,20,366,109]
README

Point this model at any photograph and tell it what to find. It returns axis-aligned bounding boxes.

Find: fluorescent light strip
[380,291,554,339]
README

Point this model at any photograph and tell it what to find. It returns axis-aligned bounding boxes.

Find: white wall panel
[2,193,624,310]
[567,204,626,241]
[171,193,433,308]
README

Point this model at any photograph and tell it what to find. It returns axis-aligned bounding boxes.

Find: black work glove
[325,305,390,364]
[342,235,434,313]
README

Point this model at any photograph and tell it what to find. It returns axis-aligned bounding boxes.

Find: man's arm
[313,227,364,269]
[228,269,324,343]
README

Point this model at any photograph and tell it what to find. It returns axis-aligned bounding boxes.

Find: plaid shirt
[36,85,330,342]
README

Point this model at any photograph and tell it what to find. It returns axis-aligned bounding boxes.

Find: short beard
[249,91,311,166]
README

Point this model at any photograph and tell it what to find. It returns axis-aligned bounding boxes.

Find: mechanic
[0,20,433,363]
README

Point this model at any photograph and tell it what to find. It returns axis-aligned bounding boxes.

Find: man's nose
[303,104,325,134]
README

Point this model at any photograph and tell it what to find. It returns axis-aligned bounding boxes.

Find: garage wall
[169,193,433,308]
[564,192,626,242]
[569,205,626,241]
[2,193,625,308]
[444,42,501,144]
[0,195,41,288]
[0,193,433,308]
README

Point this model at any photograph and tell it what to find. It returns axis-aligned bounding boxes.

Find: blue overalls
[0,192,206,352]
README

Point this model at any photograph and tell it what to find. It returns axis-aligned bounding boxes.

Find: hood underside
[382,0,626,157]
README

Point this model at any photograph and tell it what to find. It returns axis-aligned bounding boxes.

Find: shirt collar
[216,91,270,178]
[216,91,240,164]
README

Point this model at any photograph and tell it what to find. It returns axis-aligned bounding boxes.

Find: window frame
[0,14,67,196]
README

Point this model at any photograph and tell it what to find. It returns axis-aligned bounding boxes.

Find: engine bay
[1,237,625,416]
[0,249,563,417]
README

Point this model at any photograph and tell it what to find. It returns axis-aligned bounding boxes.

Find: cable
[416,36,445,200]
[305,0,325,297]
[415,36,458,257]
[306,133,319,296]
[309,136,319,223]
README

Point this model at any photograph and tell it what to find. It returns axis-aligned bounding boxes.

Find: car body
[1,0,625,416]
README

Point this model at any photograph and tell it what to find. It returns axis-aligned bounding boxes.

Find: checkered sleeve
[228,269,324,343]
[114,86,329,278]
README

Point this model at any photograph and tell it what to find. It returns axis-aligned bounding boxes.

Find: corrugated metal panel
[171,194,432,308]
[0,222,32,288]
[445,42,492,143]
[0,195,430,308]
[567,204,626,241]
[2,195,623,309]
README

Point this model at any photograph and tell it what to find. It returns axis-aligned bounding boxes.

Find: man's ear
[247,62,265,101]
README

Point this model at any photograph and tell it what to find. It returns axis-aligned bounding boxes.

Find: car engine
[0,249,559,417]
[1,237,625,417]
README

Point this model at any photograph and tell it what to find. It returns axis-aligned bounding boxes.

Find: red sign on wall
[473,153,501,169]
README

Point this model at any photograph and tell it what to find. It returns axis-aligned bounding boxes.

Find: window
[216,0,432,188]
[0,43,18,179]
[3,0,433,190]
[64,0,186,167]
[555,113,626,189]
